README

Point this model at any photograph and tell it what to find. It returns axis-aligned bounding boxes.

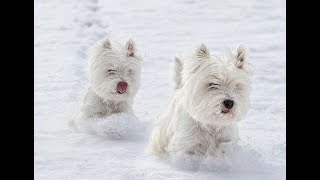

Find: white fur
[173,57,183,89]
[147,43,252,157]
[69,38,142,127]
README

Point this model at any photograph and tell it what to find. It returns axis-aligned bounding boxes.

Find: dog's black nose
[223,99,234,109]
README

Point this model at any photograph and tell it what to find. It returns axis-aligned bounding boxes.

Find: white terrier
[69,38,142,127]
[147,43,252,157]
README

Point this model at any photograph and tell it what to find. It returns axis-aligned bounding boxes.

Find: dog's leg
[147,126,169,155]
[165,116,204,155]
[167,131,207,156]
[205,124,240,156]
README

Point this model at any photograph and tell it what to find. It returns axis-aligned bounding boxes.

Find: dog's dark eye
[107,69,116,74]
[209,83,218,86]
[208,83,219,89]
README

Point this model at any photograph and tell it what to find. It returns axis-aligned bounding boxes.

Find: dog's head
[89,38,142,101]
[181,43,252,126]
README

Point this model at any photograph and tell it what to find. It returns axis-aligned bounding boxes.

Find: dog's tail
[173,57,183,89]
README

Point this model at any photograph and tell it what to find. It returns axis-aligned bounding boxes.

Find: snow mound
[74,113,147,139]
[162,142,277,174]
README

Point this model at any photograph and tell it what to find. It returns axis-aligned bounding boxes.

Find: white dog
[147,43,252,157]
[69,38,142,127]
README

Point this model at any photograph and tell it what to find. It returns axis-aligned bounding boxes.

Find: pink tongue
[117,81,127,94]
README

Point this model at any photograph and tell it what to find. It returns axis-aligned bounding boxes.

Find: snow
[75,113,147,140]
[34,0,286,179]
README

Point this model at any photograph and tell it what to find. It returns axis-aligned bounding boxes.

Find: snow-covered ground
[34,0,286,179]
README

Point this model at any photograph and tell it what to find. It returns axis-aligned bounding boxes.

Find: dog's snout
[223,99,234,109]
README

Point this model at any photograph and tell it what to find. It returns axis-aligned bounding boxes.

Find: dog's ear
[126,38,136,57]
[174,57,183,89]
[235,44,248,68]
[102,39,111,49]
[194,43,210,59]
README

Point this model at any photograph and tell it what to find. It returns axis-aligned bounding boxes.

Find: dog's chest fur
[101,100,128,115]
[81,87,130,118]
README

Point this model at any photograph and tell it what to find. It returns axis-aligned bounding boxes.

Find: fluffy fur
[69,38,142,127]
[147,43,252,157]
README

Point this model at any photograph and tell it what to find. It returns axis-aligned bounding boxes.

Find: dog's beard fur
[147,43,252,157]
[69,38,142,127]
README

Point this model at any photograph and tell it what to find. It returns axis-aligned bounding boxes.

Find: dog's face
[89,38,142,101]
[181,44,252,126]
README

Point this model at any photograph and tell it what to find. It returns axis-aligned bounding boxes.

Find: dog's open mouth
[117,81,127,94]
[221,109,230,114]
[117,90,125,94]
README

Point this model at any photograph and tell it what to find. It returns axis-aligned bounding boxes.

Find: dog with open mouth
[69,37,142,128]
[147,43,252,157]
